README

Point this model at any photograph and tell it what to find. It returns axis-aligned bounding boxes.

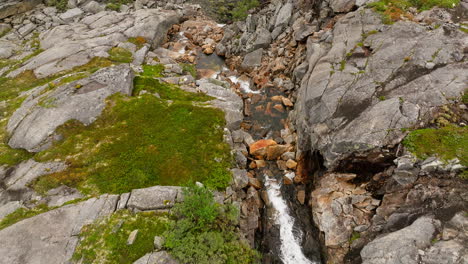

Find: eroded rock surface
[295,9,467,168]
[7,65,134,152]
[0,194,119,264]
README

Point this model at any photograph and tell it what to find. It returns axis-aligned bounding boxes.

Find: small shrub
[73,210,170,264]
[403,125,467,167]
[231,0,260,21]
[164,186,260,264]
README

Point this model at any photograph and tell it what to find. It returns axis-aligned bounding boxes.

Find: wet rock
[266,144,289,160]
[7,65,134,152]
[286,159,297,169]
[248,177,262,189]
[361,216,440,264]
[249,139,277,157]
[0,194,119,264]
[127,186,181,211]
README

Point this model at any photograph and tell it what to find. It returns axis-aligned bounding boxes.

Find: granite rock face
[0,194,119,264]
[295,9,467,168]
[7,65,133,152]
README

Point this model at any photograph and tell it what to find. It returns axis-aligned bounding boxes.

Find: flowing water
[265,177,318,264]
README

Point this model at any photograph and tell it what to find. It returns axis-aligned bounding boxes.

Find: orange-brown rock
[249,139,277,156]
[286,159,297,169]
[283,176,293,185]
[255,160,266,168]
[297,189,306,205]
[271,95,283,102]
[282,97,294,107]
[248,178,262,189]
[273,104,284,113]
[266,144,289,160]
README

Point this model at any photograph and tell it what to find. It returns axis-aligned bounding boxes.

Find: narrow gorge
[0,0,467,264]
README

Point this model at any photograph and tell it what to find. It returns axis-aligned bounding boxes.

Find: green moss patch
[0,204,51,230]
[180,63,197,78]
[164,186,260,264]
[403,125,467,166]
[108,47,133,63]
[73,210,170,264]
[33,73,231,194]
[127,37,147,50]
[368,0,460,23]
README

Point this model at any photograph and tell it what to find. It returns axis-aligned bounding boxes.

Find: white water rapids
[265,177,318,264]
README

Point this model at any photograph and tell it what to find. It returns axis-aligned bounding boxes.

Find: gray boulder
[197,79,244,130]
[82,1,105,13]
[275,2,293,28]
[253,28,272,50]
[133,251,178,264]
[59,8,84,23]
[241,48,263,71]
[361,216,439,264]
[127,186,182,211]
[330,0,356,13]
[0,194,119,264]
[7,65,134,152]
[295,9,467,169]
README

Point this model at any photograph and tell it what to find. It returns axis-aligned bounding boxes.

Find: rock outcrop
[7,65,134,152]
[0,194,119,264]
[295,9,467,169]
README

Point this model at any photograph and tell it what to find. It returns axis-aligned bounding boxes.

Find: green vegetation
[180,63,197,78]
[45,0,68,11]
[339,60,346,71]
[0,204,52,230]
[462,89,468,104]
[378,95,386,101]
[0,57,115,167]
[403,125,467,167]
[164,186,260,264]
[231,0,260,21]
[108,47,133,63]
[73,210,170,264]
[0,28,11,39]
[32,66,231,194]
[141,64,165,78]
[350,231,361,243]
[368,0,460,23]
[127,37,147,49]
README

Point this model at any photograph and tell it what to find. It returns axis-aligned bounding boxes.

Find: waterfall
[265,177,318,264]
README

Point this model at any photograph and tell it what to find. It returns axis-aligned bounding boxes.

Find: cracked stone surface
[0,194,119,264]
[7,64,134,152]
[295,8,467,168]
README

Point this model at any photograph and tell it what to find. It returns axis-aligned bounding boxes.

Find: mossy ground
[368,0,460,23]
[31,64,231,194]
[107,47,133,63]
[403,124,467,169]
[73,210,170,264]
[0,204,51,230]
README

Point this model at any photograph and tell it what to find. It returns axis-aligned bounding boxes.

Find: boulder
[330,0,356,13]
[133,251,178,264]
[0,0,42,19]
[275,2,293,28]
[59,8,84,23]
[361,216,440,264]
[231,168,249,189]
[0,195,119,264]
[7,65,134,152]
[127,186,182,211]
[253,28,272,50]
[82,1,105,13]
[240,48,263,71]
[249,139,277,156]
